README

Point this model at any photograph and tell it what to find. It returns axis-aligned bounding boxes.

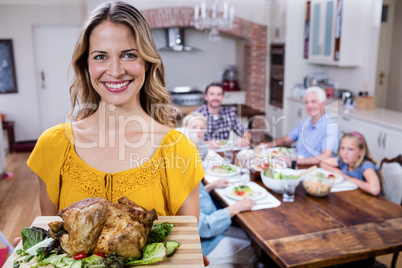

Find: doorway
[33,25,80,133]
[375,0,402,112]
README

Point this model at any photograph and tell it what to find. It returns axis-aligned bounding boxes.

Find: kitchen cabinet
[285,99,308,134]
[338,114,360,134]
[304,0,364,66]
[266,105,285,139]
[339,118,402,165]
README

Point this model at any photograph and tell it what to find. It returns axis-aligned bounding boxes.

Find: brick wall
[142,7,267,117]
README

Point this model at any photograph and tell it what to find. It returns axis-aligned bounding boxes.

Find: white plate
[224,184,266,201]
[253,147,292,158]
[205,164,241,177]
[303,168,344,184]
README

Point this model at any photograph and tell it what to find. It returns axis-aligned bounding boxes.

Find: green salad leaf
[219,165,237,172]
[125,243,166,266]
[146,222,174,244]
[233,185,252,193]
[21,227,50,250]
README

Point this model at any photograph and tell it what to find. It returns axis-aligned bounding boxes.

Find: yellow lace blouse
[27,123,205,215]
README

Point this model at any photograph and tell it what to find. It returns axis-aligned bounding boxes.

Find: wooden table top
[210,151,402,267]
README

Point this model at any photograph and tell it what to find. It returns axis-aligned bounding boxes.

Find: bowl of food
[260,168,302,193]
[302,175,334,197]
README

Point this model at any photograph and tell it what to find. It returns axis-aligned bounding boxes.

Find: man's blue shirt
[289,113,340,158]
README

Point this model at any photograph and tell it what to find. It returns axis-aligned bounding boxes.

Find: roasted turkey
[48,197,158,258]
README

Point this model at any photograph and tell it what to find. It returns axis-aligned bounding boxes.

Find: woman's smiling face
[87,20,147,108]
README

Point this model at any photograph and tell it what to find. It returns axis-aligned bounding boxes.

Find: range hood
[159,27,201,52]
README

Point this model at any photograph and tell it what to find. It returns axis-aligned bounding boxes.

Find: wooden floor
[0,152,400,268]
[0,153,40,247]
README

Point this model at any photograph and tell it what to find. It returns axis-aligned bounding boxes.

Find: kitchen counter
[287,97,402,132]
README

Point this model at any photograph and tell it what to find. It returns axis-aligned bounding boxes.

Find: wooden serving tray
[3,216,204,268]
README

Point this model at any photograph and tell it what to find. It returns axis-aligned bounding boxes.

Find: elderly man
[262,86,340,166]
[193,82,251,148]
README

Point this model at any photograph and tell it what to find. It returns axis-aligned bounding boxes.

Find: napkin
[330,180,358,192]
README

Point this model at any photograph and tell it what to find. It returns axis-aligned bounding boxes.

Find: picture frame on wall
[0,39,18,93]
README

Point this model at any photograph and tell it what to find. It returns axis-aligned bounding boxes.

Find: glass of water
[240,168,250,185]
[223,150,234,164]
[282,179,296,202]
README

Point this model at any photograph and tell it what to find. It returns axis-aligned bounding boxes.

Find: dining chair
[379,154,402,268]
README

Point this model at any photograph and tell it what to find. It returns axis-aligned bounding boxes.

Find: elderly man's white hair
[305,86,326,102]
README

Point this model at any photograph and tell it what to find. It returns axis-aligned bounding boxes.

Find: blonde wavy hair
[182,112,207,128]
[68,1,176,127]
[338,132,376,168]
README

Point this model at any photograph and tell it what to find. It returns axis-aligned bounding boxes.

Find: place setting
[204,160,282,210]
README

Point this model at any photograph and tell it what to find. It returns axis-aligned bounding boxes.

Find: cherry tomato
[74,252,87,260]
[94,252,105,258]
[328,174,335,178]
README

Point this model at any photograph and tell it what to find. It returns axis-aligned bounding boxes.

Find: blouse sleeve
[361,161,379,172]
[160,130,205,215]
[26,123,71,208]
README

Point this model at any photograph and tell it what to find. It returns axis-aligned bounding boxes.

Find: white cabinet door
[267,105,286,139]
[308,0,336,62]
[305,0,364,66]
[383,127,402,161]
[357,120,384,165]
[285,99,307,134]
[338,114,360,135]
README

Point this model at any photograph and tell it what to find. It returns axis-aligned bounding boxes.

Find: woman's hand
[203,254,210,266]
[14,237,21,247]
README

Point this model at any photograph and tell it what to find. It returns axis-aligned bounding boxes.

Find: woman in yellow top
[27,1,204,218]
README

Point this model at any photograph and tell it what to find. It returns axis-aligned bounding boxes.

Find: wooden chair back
[379,154,402,268]
[380,154,402,205]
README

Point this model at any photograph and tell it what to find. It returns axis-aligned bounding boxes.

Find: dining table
[204,148,402,268]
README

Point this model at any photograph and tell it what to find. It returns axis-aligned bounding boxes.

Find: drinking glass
[223,150,234,164]
[282,180,296,202]
[290,143,298,169]
[240,168,250,185]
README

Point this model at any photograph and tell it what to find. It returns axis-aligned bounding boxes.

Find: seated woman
[199,179,257,268]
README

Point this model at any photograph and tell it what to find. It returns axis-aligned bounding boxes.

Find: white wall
[0,4,85,145]
[152,29,244,92]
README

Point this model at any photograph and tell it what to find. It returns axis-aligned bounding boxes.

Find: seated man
[199,179,257,267]
[261,86,340,166]
[193,82,251,148]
